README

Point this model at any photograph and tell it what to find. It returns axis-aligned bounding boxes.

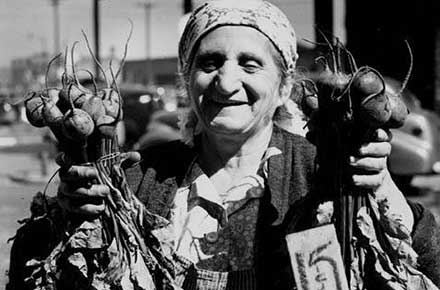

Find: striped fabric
[173,253,257,290]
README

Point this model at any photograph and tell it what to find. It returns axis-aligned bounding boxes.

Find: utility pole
[183,0,192,14]
[50,0,61,57]
[139,0,154,86]
[314,0,333,43]
[93,0,101,79]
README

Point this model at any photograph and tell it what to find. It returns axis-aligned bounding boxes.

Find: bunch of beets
[299,35,438,289]
[14,31,180,290]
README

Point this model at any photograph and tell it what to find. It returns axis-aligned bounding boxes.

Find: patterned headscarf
[178,0,298,75]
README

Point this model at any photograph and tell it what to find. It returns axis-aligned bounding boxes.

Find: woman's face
[188,26,290,138]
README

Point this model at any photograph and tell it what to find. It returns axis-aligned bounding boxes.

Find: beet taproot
[101,88,122,119]
[96,115,117,137]
[25,93,46,127]
[42,98,63,127]
[349,68,392,127]
[80,96,106,123]
[62,108,95,140]
[58,83,91,111]
[386,91,409,128]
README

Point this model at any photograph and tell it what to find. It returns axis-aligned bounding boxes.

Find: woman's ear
[277,79,294,107]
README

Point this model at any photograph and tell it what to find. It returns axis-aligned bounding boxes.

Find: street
[0,124,439,288]
[0,152,59,288]
[0,123,58,287]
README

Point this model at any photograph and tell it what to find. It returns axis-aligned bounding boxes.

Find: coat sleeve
[408,200,440,286]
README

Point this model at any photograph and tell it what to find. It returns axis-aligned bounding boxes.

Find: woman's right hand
[56,154,110,216]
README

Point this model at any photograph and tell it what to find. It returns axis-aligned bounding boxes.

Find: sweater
[7,126,440,289]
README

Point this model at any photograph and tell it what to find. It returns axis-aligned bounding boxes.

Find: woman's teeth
[209,96,248,105]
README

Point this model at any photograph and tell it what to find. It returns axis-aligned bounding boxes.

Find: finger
[59,165,99,182]
[375,128,392,142]
[58,183,110,198]
[358,142,391,157]
[55,152,73,167]
[120,151,141,169]
[349,156,387,172]
[58,193,106,216]
[352,170,387,189]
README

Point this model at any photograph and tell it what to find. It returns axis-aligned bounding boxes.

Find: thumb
[55,152,73,168]
[120,151,141,169]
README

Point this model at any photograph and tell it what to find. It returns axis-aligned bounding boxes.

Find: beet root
[386,92,409,128]
[350,68,392,127]
[96,115,117,137]
[25,93,46,128]
[62,108,95,140]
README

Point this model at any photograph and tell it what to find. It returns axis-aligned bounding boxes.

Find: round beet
[357,93,392,127]
[62,108,95,140]
[96,115,117,137]
[80,96,106,123]
[386,92,409,128]
[42,98,63,127]
[350,68,391,127]
[45,88,60,104]
[25,93,46,127]
[101,88,121,119]
[351,69,384,98]
[58,83,91,111]
[315,71,351,105]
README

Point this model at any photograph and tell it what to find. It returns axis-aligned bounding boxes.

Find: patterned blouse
[150,147,282,289]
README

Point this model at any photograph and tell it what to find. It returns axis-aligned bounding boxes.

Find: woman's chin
[203,118,261,138]
[205,121,248,136]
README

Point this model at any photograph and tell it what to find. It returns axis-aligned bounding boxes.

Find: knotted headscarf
[178,0,298,75]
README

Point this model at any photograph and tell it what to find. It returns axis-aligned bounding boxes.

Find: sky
[0,0,327,70]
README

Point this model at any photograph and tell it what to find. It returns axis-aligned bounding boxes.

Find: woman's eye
[242,60,261,72]
[201,61,217,72]
[196,56,221,72]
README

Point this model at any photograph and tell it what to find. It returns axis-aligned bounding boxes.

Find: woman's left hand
[349,128,414,232]
[349,128,391,189]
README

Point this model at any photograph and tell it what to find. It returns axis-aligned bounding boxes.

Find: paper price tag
[285,224,349,290]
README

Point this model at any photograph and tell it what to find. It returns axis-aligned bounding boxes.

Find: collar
[179,125,297,226]
[266,125,295,225]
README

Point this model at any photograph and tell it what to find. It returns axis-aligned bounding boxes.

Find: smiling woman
[189,26,288,138]
[8,0,440,289]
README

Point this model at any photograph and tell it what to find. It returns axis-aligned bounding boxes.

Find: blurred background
[1,0,440,287]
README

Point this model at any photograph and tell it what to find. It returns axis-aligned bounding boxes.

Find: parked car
[134,109,181,150]
[119,84,165,149]
[385,78,440,189]
[0,93,17,125]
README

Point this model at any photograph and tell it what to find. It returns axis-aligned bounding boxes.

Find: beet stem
[301,38,329,47]
[398,40,413,96]
[345,49,358,74]
[45,53,62,89]
[114,19,133,82]
[82,29,109,88]
[317,28,337,73]
[109,62,123,121]
[335,41,342,72]
[63,46,69,86]
[77,69,98,95]
[71,41,80,85]
[315,56,330,72]
[42,167,61,210]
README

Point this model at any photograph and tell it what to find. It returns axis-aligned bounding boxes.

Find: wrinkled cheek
[257,97,278,120]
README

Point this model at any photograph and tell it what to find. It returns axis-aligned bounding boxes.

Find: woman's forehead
[196,26,274,56]
[178,0,298,73]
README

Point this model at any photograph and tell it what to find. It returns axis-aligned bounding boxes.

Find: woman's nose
[214,62,241,95]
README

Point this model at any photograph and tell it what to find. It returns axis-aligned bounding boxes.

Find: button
[204,232,219,243]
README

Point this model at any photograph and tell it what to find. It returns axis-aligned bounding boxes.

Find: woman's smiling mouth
[208,95,249,106]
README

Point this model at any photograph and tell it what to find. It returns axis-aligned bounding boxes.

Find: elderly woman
[9,1,440,289]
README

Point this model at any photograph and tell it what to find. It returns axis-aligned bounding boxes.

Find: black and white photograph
[1,0,440,289]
